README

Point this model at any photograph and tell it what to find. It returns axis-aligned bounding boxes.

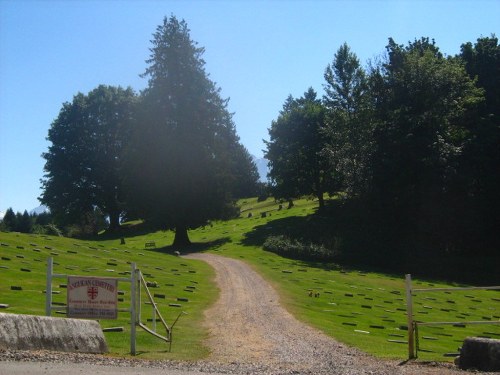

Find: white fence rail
[46,257,184,355]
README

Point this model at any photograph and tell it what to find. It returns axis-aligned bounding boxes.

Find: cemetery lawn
[0,230,217,360]
[1,197,499,361]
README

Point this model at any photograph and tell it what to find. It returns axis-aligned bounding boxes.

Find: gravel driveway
[185,253,467,375]
[0,253,483,374]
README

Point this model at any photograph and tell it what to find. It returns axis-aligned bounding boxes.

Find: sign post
[405,274,415,359]
[45,258,172,355]
[130,262,137,355]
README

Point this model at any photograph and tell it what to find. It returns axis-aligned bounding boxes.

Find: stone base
[457,337,500,371]
[0,312,108,353]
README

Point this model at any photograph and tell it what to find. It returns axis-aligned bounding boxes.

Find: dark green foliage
[40,85,137,232]
[456,35,500,254]
[228,144,260,199]
[1,208,17,231]
[265,88,331,207]
[39,16,257,243]
[367,37,484,255]
[17,210,32,233]
[267,36,498,272]
[1,208,55,234]
[263,235,337,262]
[255,182,271,202]
[32,223,62,236]
[125,15,257,246]
[323,43,372,198]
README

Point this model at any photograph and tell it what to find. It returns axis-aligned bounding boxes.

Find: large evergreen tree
[126,15,256,246]
[457,35,500,253]
[40,85,137,231]
[367,38,483,251]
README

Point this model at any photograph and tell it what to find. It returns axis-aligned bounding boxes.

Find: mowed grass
[187,197,500,361]
[1,197,499,362]
[0,231,216,360]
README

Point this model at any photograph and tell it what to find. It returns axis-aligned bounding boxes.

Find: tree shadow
[146,237,232,256]
[91,220,158,241]
[240,200,500,284]
[241,215,317,247]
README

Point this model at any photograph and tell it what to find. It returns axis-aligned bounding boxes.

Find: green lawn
[1,197,498,361]
[0,231,216,360]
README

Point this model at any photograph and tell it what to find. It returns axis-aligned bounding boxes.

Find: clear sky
[0,0,498,214]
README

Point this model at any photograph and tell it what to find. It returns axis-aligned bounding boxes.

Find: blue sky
[0,0,498,213]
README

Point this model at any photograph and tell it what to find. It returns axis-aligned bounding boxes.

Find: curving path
[185,253,465,374]
[0,253,472,375]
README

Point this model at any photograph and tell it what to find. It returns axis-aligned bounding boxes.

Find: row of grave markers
[405,274,500,359]
[264,259,499,356]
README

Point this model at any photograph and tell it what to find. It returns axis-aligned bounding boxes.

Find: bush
[31,224,47,235]
[263,235,338,262]
[45,223,63,237]
[32,223,63,236]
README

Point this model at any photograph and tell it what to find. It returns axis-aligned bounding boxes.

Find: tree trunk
[173,225,191,248]
[107,211,121,232]
[317,192,325,209]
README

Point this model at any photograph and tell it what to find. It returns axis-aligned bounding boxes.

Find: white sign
[67,276,118,319]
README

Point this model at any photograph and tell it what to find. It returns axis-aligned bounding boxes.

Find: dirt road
[185,253,466,374]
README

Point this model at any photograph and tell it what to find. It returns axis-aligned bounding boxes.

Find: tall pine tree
[126,15,256,246]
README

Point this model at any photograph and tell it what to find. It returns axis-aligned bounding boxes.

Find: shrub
[263,235,338,262]
[45,223,63,237]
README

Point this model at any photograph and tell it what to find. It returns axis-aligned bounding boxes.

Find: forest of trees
[1,14,497,276]
[265,36,499,270]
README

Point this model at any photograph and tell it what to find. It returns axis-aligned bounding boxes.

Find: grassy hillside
[0,230,216,360]
[1,197,499,361]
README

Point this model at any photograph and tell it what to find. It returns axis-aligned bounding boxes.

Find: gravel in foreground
[0,349,471,375]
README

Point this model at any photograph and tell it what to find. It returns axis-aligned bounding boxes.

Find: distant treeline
[0,208,60,235]
[264,36,500,269]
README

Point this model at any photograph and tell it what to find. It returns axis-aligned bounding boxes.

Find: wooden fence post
[405,274,415,359]
[45,257,53,316]
[130,262,137,355]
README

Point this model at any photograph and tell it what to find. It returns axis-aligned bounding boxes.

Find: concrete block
[0,312,108,353]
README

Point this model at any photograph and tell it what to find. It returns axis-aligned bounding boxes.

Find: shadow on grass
[147,237,232,256]
[96,220,157,240]
[240,201,500,284]
[241,215,316,247]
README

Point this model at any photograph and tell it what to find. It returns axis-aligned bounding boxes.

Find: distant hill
[253,157,269,182]
[30,205,49,215]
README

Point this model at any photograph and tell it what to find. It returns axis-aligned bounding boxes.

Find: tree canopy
[265,88,330,207]
[323,43,372,198]
[125,15,258,246]
[266,35,498,263]
[39,16,258,240]
[40,85,137,233]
